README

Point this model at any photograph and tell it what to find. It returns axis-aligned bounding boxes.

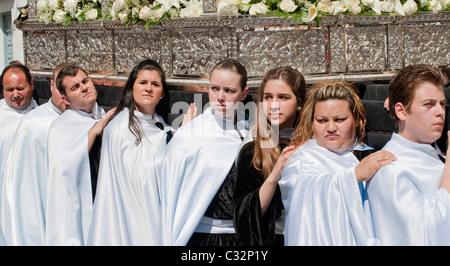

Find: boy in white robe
[0,64,37,245]
[365,64,450,245]
[1,63,71,246]
[45,65,113,246]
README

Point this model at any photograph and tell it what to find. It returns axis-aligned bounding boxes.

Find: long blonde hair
[252,66,306,180]
[291,81,366,148]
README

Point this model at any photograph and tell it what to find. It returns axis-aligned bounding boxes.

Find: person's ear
[394,102,407,121]
[61,94,71,106]
[240,87,249,101]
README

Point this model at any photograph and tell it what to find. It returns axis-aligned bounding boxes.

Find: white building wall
[0,0,26,71]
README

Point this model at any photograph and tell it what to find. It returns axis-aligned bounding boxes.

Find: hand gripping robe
[161,107,248,246]
[364,133,450,245]
[87,108,172,245]
[46,103,105,246]
[279,138,370,246]
[2,99,62,245]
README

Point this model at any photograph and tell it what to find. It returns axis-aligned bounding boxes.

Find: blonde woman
[279,81,396,246]
[233,66,306,246]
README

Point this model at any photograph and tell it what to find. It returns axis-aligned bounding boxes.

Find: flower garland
[37,0,102,26]
[105,0,203,30]
[229,0,450,23]
[36,0,450,26]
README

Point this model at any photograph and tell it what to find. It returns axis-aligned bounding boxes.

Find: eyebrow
[69,77,89,91]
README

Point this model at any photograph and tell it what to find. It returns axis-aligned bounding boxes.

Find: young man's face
[61,70,97,113]
[397,82,446,144]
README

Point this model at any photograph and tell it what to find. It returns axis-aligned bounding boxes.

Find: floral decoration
[35,0,450,26]
[105,0,203,29]
[37,0,102,26]
[229,0,450,23]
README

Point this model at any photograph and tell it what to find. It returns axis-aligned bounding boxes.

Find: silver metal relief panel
[160,31,172,77]
[24,31,66,69]
[114,30,162,73]
[28,0,36,20]
[203,0,217,13]
[66,30,114,72]
[403,24,450,67]
[238,29,327,77]
[329,26,346,73]
[171,28,229,76]
[387,24,403,70]
[347,26,386,72]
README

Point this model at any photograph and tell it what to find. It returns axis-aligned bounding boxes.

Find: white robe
[279,138,370,246]
[364,133,450,245]
[161,107,248,246]
[2,99,62,245]
[45,103,105,246]
[87,108,172,246]
[0,98,37,245]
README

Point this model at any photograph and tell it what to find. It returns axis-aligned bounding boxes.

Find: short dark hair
[55,64,88,96]
[388,64,448,124]
[1,63,32,88]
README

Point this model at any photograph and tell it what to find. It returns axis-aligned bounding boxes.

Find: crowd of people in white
[0,59,449,246]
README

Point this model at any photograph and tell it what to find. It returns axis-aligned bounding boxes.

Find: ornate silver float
[19,0,450,88]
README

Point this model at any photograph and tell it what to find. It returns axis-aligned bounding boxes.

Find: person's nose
[270,99,279,111]
[217,89,225,102]
[437,104,446,118]
[12,90,21,100]
[326,120,337,132]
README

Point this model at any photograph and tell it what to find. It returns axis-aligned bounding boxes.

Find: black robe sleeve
[233,141,283,246]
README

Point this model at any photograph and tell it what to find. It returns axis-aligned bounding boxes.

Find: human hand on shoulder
[355,150,396,182]
[90,107,116,137]
[267,145,296,184]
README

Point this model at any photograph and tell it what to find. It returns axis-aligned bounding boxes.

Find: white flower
[392,0,405,15]
[156,0,181,12]
[429,0,443,12]
[440,0,450,8]
[85,8,98,20]
[380,0,394,12]
[52,9,66,23]
[217,0,239,14]
[343,0,360,6]
[63,0,79,16]
[118,12,128,22]
[238,0,251,12]
[279,0,298,12]
[139,6,152,20]
[249,3,268,15]
[39,11,53,23]
[302,4,317,22]
[419,0,428,7]
[48,0,61,10]
[403,0,417,15]
[37,0,49,12]
[330,1,348,14]
[154,7,166,19]
[116,0,129,10]
[185,0,203,17]
[348,3,361,13]
[131,6,140,16]
[361,0,382,13]
[317,0,332,13]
